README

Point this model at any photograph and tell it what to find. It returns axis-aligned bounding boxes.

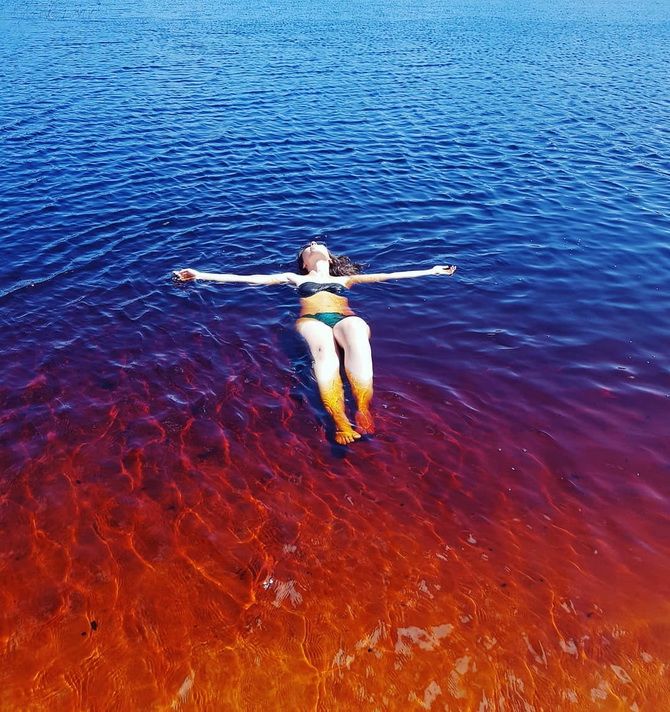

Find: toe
[335,429,362,445]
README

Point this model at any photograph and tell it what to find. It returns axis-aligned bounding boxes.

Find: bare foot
[335,427,362,445]
[355,409,375,435]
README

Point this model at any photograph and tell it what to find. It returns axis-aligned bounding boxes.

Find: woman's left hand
[432,265,457,275]
[173,268,200,281]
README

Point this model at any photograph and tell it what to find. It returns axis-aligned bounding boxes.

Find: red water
[3,0,670,704]
[1,313,668,711]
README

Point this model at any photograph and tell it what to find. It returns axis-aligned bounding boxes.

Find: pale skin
[174,242,456,445]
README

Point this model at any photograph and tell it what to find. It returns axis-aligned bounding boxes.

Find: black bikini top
[297,281,347,298]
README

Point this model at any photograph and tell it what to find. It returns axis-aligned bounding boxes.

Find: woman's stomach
[298,294,355,317]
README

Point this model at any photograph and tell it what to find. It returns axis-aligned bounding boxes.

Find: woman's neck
[309,259,331,278]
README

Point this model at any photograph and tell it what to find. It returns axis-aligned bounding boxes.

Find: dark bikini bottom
[299,312,356,328]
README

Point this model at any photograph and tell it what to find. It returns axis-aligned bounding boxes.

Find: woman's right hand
[431,265,457,276]
[173,268,200,281]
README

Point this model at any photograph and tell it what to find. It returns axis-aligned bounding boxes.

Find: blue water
[1,0,670,707]
[3,0,669,445]
[2,1,670,354]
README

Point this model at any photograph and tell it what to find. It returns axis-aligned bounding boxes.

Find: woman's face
[301,241,329,269]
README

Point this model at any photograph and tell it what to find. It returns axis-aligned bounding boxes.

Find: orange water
[1,353,668,711]
[3,0,670,706]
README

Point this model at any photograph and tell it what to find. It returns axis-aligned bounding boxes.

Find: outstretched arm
[346,264,456,285]
[173,269,297,286]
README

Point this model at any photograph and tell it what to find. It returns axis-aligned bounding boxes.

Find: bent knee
[339,317,371,341]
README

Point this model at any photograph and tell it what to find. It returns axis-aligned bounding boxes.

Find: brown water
[2,0,670,707]
[1,333,668,709]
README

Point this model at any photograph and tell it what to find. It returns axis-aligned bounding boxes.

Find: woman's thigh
[332,316,371,350]
[296,318,339,361]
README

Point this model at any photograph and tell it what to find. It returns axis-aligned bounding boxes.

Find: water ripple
[1,0,670,708]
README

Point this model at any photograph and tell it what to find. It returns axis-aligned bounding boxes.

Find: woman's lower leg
[346,369,374,434]
[340,331,374,434]
[313,356,361,444]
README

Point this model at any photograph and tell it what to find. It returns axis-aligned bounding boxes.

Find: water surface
[1,0,669,709]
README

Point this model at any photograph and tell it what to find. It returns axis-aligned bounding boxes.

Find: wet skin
[173,244,455,446]
[295,288,373,445]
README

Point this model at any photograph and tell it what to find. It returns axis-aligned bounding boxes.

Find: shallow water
[1,0,669,709]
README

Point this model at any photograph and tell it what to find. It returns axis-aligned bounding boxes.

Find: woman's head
[298,241,330,272]
[296,241,363,276]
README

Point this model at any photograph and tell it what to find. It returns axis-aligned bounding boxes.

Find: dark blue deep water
[1,0,669,708]
[2,0,670,356]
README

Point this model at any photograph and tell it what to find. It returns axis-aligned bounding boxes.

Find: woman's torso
[294,276,354,317]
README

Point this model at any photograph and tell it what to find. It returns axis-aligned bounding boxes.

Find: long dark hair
[296,245,364,276]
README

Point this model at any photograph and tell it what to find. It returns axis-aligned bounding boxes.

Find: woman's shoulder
[282,273,304,285]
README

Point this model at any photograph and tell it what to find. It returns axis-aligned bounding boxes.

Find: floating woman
[174,241,456,445]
